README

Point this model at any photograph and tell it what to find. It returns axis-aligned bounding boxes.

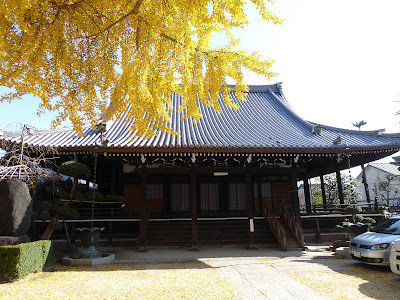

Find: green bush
[73,190,86,202]
[76,183,89,193]
[354,215,364,223]
[38,199,79,230]
[0,240,52,282]
[54,187,69,199]
[56,206,79,219]
[344,205,362,215]
[49,221,64,231]
[104,194,126,203]
[58,161,91,179]
[84,190,105,202]
[361,217,376,224]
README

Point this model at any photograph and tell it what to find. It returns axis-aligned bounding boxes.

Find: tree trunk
[70,177,78,200]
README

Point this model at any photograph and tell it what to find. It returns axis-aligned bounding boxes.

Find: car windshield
[370,219,400,235]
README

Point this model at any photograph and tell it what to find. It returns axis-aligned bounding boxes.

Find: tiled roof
[2,83,400,152]
[368,163,400,176]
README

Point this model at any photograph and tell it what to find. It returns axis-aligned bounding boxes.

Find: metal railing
[299,203,378,215]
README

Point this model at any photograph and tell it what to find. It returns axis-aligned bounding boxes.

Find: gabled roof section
[366,163,400,177]
[2,83,400,152]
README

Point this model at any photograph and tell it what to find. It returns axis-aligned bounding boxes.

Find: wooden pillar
[290,167,301,225]
[107,221,113,246]
[315,218,321,243]
[163,177,169,217]
[139,165,148,251]
[303,177,311,213]
[320,174,327,208]
[190,167,199,250]
[71,222,76,244]
[257,181,263,211]
[336,169,345,205]
[111,161,117,193]
[246,167,257,249]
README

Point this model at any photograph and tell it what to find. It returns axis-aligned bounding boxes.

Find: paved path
[98,244,331,299]
[207,259,326,300]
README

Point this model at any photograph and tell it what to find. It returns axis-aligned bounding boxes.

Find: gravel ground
[288,264,400,300]
[260,251,400,300]
[1,247,400,300]
[0,262,237,300]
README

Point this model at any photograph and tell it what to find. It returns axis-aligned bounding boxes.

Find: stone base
[79,245,101,259]
[62,252,115,266]
[247,244,258,250]
[0,235,31,246]
[335,247,351,259]
[137,246,148,252]
[330,240,351,251]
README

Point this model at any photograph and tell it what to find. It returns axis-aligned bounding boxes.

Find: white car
[349,216,400,265]
[390,239,400,275]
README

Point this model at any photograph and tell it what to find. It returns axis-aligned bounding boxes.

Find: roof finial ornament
[276,82,283,95]
[96,123,106,133]
[101,139,109,147]
[333,135,342,145]
[312,125,322,135]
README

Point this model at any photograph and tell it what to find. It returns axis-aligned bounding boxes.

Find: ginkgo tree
[0,0,281,136]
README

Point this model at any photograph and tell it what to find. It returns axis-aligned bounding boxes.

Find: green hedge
[0,240,52,282]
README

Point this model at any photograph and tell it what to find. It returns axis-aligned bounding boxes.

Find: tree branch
[86,0,145,37]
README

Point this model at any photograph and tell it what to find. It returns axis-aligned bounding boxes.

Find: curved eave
[308,122,390,137]
[3,83,400,151]
[55,144,400,154]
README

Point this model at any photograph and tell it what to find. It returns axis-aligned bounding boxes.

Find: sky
[1,0,400,171]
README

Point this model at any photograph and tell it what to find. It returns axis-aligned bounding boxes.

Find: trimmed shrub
[38,200,79,230]
[73,190,86,202]
[49,221,64,231]
[0,240,52,282]
[58,161,91,180]
[56,206,79,219]
[76,184,89,193]
[362,217,376,224]
[54,187,85,202]
[354,215,364,223]
[344,205,362,215]
[84,190,105,202]
[104,194,126,203]
[54,187,69,199]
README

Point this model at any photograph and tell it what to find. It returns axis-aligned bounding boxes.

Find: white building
[356,163,400,208]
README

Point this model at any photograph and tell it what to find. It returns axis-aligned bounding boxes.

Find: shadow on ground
[269,253,400,300]
[45,260,212,273]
